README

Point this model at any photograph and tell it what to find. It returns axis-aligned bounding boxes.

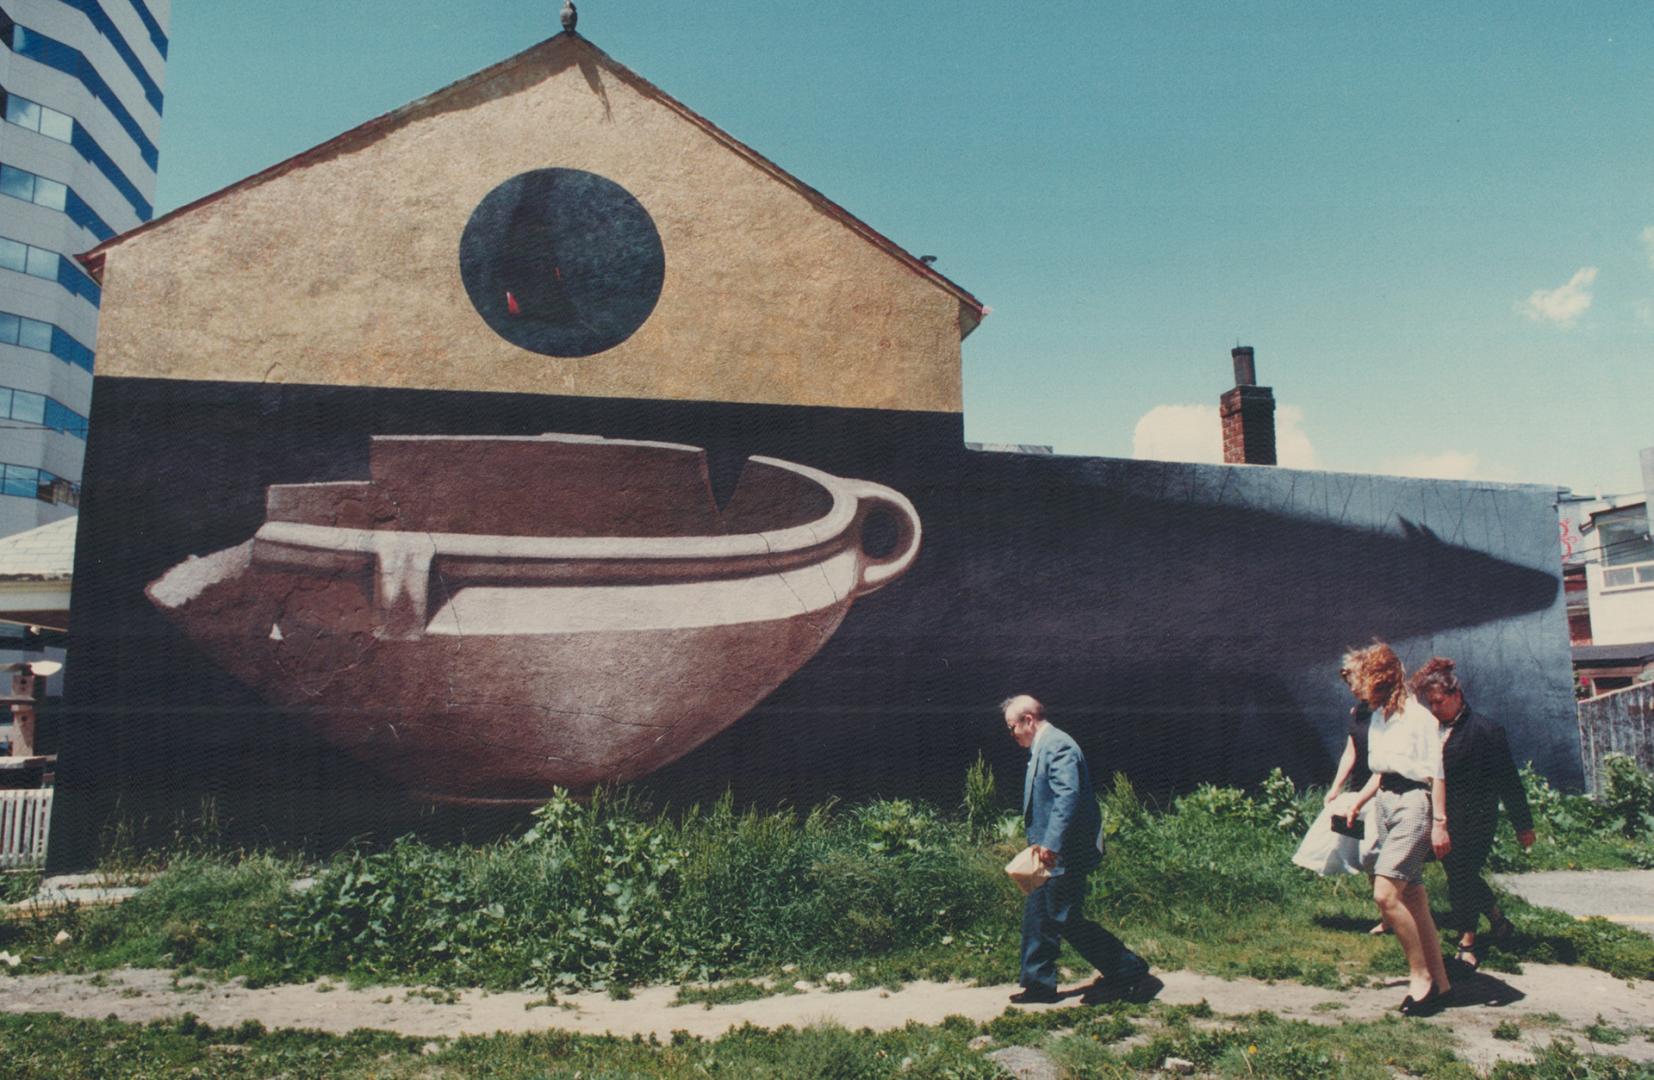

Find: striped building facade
[0,0,167,556]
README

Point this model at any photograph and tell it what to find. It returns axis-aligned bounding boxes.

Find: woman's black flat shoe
[1399,983,1450,1017]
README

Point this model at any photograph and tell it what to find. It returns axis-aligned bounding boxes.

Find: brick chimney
[1219,346,1277,465]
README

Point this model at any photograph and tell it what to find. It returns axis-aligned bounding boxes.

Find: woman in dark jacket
[1409,657,1537,969]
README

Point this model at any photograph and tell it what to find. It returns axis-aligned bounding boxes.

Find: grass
[3,762,1651,999]
[0,869,41,905]
[672,979,787,1008]
[3,1002,1652,1079]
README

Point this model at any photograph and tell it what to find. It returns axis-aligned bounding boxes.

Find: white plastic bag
[1292,792,1375,876]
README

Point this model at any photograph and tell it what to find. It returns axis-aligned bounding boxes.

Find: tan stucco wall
[91,38,967,413]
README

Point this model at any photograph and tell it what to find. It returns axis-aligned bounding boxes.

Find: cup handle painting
[848,481,922,598]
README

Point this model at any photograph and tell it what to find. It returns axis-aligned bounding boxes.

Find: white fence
[0,788,52,869]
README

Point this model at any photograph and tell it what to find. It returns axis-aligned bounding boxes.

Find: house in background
[1560,447,1654,696]
[0,514,69,760]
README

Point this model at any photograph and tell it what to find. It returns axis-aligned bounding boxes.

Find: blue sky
[151,2,1653,496]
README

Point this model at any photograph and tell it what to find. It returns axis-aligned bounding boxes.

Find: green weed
[672,979,778,1008]
[1490,1038,1654,1079]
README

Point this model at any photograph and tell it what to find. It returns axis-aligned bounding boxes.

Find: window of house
[1599,505,1654,590]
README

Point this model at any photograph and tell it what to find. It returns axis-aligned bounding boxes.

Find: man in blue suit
[1004,694,1149,1004]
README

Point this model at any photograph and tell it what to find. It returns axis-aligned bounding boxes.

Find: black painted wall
[48,376,1573,869]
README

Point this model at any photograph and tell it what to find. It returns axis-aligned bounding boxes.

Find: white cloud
[1132,404,1221,464]
[1273,405,1319,469]
[1517,266,1597,327]
[1131,403,1317,468]
[1642,226,1654,269]
[1375,452,1518,483]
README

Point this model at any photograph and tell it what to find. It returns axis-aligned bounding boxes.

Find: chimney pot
[1231,345,1257,386]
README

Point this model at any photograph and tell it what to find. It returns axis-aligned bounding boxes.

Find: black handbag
[1330,814,1365,840]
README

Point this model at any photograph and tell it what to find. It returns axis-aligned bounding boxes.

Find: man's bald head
[1001,695,1043,721]
[1001,694,1046,748]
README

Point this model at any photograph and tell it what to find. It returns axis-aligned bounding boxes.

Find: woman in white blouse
[1344,641,1453,1015]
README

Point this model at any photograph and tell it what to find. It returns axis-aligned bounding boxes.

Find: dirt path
[0,963,1648,1070]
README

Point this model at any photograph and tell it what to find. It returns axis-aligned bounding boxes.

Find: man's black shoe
[1008,986,1062,1004]
[1081,972,1158,1005]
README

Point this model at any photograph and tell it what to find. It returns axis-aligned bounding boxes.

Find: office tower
[0,0,168,542]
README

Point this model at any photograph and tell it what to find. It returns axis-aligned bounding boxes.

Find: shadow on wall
[648,451,1563,811]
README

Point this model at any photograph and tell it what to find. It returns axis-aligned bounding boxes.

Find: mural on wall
[49,31,1577,867]
[143,433,918,804]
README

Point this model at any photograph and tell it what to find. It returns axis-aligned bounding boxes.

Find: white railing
[0,788,52,869]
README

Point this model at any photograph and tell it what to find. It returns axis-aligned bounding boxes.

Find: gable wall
[90,42,965,412]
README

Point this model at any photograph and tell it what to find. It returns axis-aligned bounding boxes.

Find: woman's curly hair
[1408,656,1461,701]
[1342,641,1408,718]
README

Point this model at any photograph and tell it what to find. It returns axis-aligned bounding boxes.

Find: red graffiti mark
[1559,519,1576,559]
[505,291,521,316]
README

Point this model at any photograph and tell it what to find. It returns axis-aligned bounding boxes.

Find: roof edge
[80,33,987,330]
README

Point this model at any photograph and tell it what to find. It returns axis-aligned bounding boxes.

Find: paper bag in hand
[1004,845,1052,895]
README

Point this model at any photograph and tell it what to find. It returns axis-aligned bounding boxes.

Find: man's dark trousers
[1019,870,1146,992]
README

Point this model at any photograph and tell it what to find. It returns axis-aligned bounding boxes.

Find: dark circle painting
[459,168,665,357]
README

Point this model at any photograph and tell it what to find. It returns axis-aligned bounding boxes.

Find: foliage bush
[265,788,1007,993]
[1600,753,1654,839]
[1489,761,1654,871]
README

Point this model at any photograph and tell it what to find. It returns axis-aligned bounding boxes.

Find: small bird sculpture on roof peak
[561,1,577,33]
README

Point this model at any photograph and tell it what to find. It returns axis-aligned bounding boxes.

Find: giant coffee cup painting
[51,33,1571,866]
[145,434,919,804]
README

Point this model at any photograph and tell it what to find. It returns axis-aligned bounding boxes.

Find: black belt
[1380,775,1428,794]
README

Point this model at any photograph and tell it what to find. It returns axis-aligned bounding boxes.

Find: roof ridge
[81,33,984,334]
